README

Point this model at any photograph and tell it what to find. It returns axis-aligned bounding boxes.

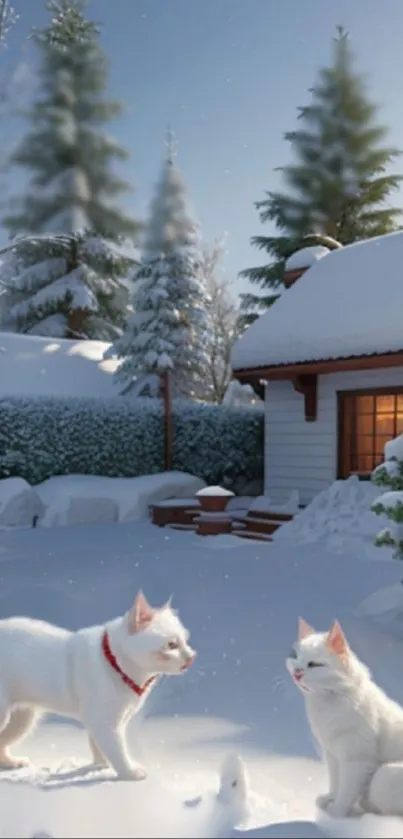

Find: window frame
[337,387,403,479]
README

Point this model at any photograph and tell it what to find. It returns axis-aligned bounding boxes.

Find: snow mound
[0,332,120,398]
[36,472,205,528]
[273,477,384,553]
[0,754,248,839]
[0,477,45,529]
[356,583,403,621]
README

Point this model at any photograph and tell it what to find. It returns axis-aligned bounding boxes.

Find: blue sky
[3,0,403,296]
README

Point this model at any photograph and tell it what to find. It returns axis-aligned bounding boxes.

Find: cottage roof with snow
[0,332,121,399]
[232,231,403,374]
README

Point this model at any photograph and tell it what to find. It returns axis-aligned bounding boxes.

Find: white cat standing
[286,617,403,818]
[0,590,195,780]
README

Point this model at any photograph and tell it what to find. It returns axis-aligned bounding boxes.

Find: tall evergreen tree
[4,0,139,239]
[107,130,212,399]
[241,27,402,318]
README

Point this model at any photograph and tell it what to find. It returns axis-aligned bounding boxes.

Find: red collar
[101,629,157,697]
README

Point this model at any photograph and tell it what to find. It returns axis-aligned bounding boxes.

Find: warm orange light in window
[376,412,403,425]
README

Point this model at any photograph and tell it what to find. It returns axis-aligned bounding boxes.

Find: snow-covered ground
[1,492,403,837]
[0,332,119,398]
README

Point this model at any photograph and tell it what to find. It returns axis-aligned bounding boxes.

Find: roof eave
[232,350,403,382]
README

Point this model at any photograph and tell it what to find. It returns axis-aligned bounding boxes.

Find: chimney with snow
[283,245,330,288]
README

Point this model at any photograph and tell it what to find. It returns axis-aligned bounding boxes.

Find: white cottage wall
[264,366,403,506]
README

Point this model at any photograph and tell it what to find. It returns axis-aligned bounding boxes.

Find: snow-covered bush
[0,396,263,487]
[371,435,403,558]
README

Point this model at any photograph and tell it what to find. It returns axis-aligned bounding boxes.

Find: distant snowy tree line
[0,2,242,403]
[4,6,399,398]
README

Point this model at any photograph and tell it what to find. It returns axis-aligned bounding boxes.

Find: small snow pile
[0,478,45,529]
[273,476,383,553]
[36,472,205,528]
[223,380,261,407]
[196,486,234,497]
[217,753,250,826]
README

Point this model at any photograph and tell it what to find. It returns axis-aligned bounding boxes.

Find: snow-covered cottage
[231,231,403,507]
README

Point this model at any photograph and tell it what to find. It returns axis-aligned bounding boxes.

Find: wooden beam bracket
[292,374,317,422]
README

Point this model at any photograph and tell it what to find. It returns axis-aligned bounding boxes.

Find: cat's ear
[326,620,349,658]
[298,617,315,640]
[128,590,154,634]
[161,594,173,610]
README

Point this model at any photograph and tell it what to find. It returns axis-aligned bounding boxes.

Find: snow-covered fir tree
[3,0,139,239]
[372,436,403,559]
[107,129,211,399]
[0,231,137,339]
[241,27,402,320]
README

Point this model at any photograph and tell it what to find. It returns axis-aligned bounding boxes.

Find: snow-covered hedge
[0,396,263,487]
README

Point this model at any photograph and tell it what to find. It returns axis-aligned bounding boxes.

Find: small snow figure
[217,752,250,823]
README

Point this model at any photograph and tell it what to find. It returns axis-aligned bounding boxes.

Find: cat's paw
[131,764,147,781]
[0,754,29,770]
[316,793,334,810]
[324,800,349,818]
[117,764,147,781]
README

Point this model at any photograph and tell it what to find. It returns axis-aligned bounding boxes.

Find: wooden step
[232,528,273,543]
[247,509,294,523]
[234,517,280,536]
[151,500,200,527]
[167,523,196,532]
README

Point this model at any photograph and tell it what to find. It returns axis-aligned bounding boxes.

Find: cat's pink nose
[294,668,304,681]
[181,652,196,670]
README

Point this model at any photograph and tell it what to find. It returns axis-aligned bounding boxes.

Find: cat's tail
[367,761,403,816]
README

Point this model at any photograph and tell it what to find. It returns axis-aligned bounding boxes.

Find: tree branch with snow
[372,435,403,559]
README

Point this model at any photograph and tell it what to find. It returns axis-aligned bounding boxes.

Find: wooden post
[161,370,173,471]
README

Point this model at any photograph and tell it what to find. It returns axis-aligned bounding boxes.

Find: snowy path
[0,521,402,837]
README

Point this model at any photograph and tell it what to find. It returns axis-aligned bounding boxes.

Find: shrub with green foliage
[372,436,403,559]
[0,396,263,488]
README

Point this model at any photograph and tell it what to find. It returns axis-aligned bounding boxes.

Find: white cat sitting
[0,590,195,780]
[286,617,403,818]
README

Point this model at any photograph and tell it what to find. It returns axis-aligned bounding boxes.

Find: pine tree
[107,130,211,399]
[0,230,137,339]
[3,0,139,239]
[372,438,403,559]
[241,27,402,319]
